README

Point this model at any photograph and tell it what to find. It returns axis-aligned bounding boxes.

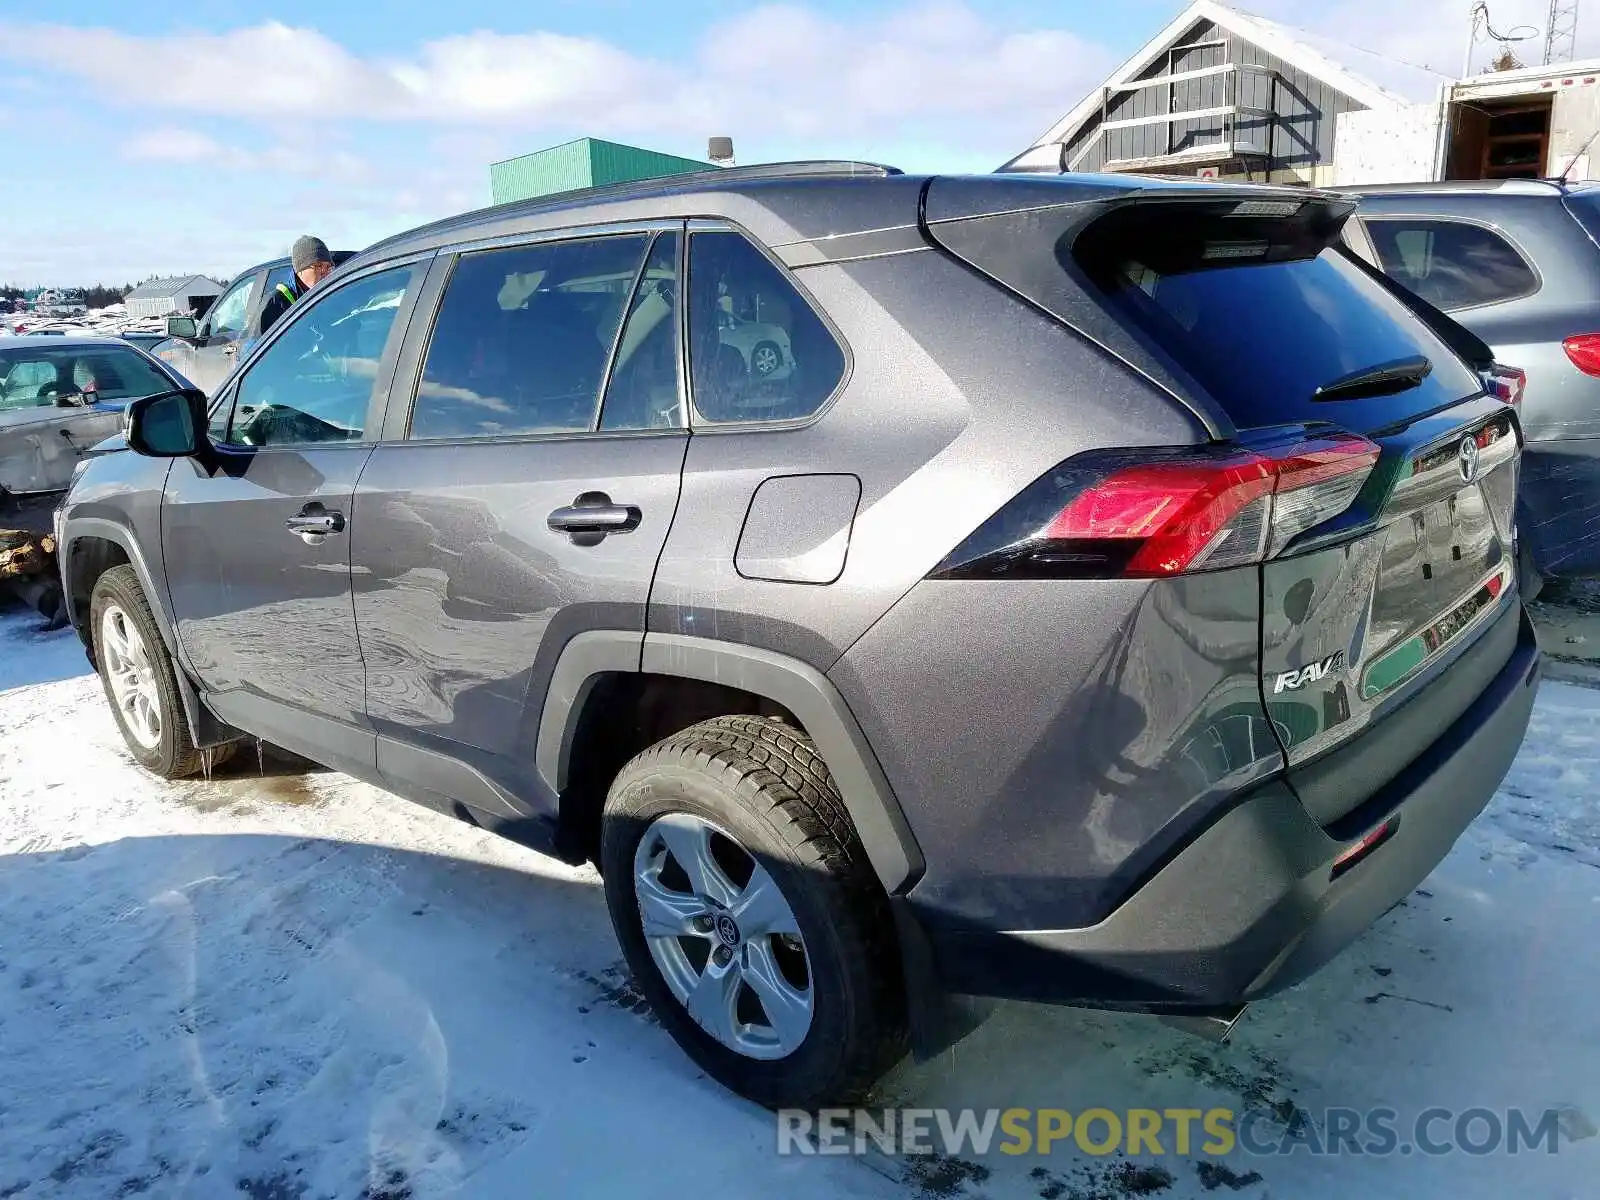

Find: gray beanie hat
[291,235,332,272]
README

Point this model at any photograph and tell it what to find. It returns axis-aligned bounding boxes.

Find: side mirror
[167,315,199,340]
[125,388,208,458]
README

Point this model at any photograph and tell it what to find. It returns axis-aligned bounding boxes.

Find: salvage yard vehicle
[1,337,186,499]
[2,336,189,619]
[1344,178,1600,586]
[152,249,355,396]
[57,164,1541,1108]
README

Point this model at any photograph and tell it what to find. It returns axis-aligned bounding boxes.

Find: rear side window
[1363,218,1538,311]
[687,231,845,423]
[410,234,650,440]
[1077,204,1483,432]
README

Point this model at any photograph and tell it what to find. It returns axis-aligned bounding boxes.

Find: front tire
[600,715,907,1108]
[90,564,234,779]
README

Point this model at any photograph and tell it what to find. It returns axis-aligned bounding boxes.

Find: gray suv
[57,164,1541,1107]
[1344,179,1600,583]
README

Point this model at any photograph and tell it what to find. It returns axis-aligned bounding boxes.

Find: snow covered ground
[1,600,1597,1199]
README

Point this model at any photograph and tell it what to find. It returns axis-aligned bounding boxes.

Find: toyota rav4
[57,164,1541,1107]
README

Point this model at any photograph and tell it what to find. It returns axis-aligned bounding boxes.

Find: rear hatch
[927,178,1523,827]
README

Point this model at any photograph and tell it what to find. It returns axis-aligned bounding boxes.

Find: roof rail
[357,160,905,260]
[689,160,902,180]
[1340,178,1565,196]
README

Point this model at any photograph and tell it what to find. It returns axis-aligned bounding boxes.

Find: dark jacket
[256,276,306,339]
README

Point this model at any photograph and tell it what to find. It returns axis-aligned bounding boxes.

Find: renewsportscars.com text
[777,1106,1574,1158]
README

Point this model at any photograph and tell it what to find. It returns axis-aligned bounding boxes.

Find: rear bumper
[921,608,1541,1009]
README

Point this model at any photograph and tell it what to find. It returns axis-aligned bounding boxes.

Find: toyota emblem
[1458,436,1480,484]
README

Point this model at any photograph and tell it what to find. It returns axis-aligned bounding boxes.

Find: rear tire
[90,564,235,779]
[600,715,907,1107]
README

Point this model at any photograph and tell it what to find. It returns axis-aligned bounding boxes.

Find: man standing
[258,235,335,337]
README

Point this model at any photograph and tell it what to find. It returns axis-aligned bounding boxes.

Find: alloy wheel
[632,812,814,1060]
[100,603,162,749]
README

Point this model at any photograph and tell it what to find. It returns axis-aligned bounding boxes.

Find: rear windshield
[1077,206,1483,431]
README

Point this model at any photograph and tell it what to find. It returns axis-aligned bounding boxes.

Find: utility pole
[1545,0,1579,64]
[1464,1,1487,77]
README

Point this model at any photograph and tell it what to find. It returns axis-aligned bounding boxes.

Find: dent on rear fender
[829,570,1284,932]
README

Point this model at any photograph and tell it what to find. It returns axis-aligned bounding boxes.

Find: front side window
[204,276,255,339]
[409,234,651,440]
[222,266,413,448]
[1364,217,1539,311]
[686,231,846,424]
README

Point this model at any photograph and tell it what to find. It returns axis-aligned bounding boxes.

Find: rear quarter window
[1563,189,1600,246]
[1363,217,1539,311]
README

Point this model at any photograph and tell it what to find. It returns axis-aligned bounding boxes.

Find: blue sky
[0,0,1559,284]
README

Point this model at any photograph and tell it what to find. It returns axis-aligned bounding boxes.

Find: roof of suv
[352,161,1352,268]
[1340,178,1600,198]
[230,249,359,284]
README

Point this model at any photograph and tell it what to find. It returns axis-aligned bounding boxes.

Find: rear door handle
[286,505,346,545]
[547,492,642,545]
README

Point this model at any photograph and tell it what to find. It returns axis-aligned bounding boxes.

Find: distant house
[124,275,226,319]
[1002,0,1451,184]
[490,137,712,204]
[1003,0,1600,187]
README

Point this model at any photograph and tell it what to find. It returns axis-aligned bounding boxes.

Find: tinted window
[600,232,683,431]
[205,276,255,338]
[1081,214,1482,432]
[1564,190,1600,244]
[687,231,845,423]
[410,234,650,440]
[224,266,412,447]
[1364,218,1539,310]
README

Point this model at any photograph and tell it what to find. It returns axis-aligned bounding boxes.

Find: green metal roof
[490,138,712,205]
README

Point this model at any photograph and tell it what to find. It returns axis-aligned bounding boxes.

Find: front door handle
[286,504,346,545]
[548,492,642,546]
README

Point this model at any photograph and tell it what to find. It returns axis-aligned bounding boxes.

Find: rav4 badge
[1272,651,1346,694]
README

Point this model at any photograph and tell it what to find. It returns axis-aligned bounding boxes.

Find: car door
[156,271,256,394]
[161,258,430,776]
[189,270,262,395]
[350,225,689,818]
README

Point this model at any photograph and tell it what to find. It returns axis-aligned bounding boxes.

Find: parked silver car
[0,337,187,499]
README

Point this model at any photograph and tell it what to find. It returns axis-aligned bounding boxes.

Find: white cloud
[0,5,1113,143]
[125,128,228,164]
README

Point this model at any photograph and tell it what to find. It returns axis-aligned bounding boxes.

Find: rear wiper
[1312,355,1432,403]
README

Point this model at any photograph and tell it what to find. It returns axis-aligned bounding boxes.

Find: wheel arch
[535,630,925,895]
[62,516,236,749]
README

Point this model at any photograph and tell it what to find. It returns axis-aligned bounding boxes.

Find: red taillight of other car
[1562,335,1600,378]
[932,432,1380,581]
[1483,363,1526,407]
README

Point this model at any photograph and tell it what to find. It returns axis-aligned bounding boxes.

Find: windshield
[0,345,172,410]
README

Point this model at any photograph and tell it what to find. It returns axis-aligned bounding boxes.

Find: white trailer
[1334,60,1600,186]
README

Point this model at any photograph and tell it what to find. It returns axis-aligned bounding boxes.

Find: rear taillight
[1483,363,1526,407]
[1562,335,1600,377]
[933,432,1380,580]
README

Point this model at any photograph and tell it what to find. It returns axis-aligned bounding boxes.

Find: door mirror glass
[167,315,198,340]
[126,388,207,457]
